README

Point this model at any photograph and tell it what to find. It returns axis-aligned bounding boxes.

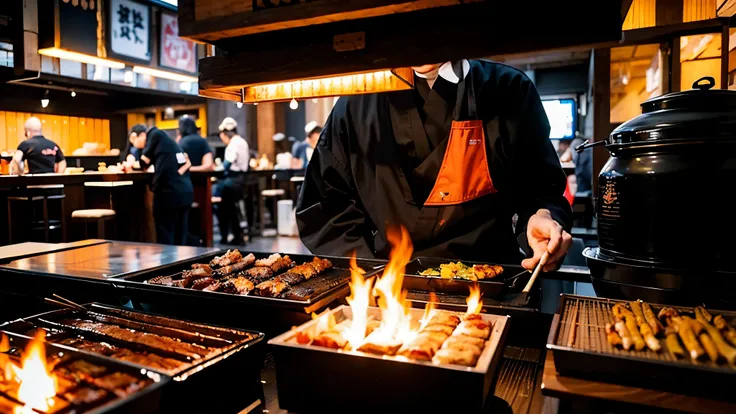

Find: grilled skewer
[629,301,661,351]
[688,318,719,363]
[664,329,686,359]
[210,250,243,268]
[613,320,633,351]
[640,301,664,337]
[605,323,623,348]
[612,304,646,351]
[659,308,704,360]
[214,253,255,278]
[713,315,736,347]
[694,307,736,364]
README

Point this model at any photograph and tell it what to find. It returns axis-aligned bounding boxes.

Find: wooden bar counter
[0,172,154,245]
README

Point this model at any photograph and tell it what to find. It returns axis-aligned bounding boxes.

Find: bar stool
[259,188,286,236]
[289,176,305,203]
[72,209,116,239]
[7,185,66,243]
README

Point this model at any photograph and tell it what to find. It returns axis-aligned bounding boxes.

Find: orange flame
[368,226,416,345]
[344,253,373,348]
[15,330,57,414]
[466,284,483,315]
[0,333,11,382]
[420,292,438,330]
[311,308,336,336]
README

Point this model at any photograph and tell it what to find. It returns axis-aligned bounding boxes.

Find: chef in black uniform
[296,60,572,271]
[177,116,214,172]
[135,124,194,245]
[10,117,66,175]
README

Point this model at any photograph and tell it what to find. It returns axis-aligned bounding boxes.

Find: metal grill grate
[494,347,541,414]
[555,296,736,367]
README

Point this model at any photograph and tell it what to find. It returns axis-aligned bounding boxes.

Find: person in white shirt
[216,117,250,244]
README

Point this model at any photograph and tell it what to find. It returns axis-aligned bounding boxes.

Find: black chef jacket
[296,60,571,262]
[141,127,194,208]
[17,135,65,174]
[179,134,213,167]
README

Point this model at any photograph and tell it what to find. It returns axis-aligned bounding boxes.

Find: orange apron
[424,74,496,206]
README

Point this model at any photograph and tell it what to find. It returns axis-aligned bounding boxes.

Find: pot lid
[610,76,736,146]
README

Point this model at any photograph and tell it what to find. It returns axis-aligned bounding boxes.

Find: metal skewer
[52,294,87,311]
[44,297,85,312]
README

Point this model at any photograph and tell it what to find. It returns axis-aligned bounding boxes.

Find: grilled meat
[282,257,333,282]
[59,319,209,360]
[398,335,445,361]
[173,279,189,288]
[694,309,736,364]
[214,253,255,278]
[696,306,713,323]
[309,257,333,273]
[147,275,174,286]
[191,277,216,290]
[280,273,345,301]
[440,339,483,357]
[612,304,645,351]
[221,277,254,295]
[713,315,736,347]
[210,250,243,268]
[640,301,664,337]
[605,323,623,348]
[455,320,491,340]
[242,267,274,283]
[65,360,108,377]
[93,372,148,398]
[421,324,455,336]
[428,313,461,328]
[183,265,212,280]
[443,334,485,349]
[659,309,704,360]
[112,349,185,372]
[628,301,660,352]
[472,264,504,280]
[432,348,479,367]
[256,278,290,297]
[63,387,109,406]
[613,320,633,351]
[277,272,306,286]
[58,338,117,356]
[665,330,686,359]
[255,253,295,273]
[203,281,221,292]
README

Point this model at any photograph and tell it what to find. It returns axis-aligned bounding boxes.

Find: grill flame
[343,255,373,348]
[466,283,483,315]
[14,330,57,414]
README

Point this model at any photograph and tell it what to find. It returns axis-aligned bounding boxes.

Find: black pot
[579,76,736,270]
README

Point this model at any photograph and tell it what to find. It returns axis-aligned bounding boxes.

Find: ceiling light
[180,81,192,91]
[132,66,198,83]
[70,90,76,97]
[38,47,125,69]
[236,102,243,108]
[242,68,414,104]
[41,90,49,108]
[289,98,299,110]
[123,70,134,83]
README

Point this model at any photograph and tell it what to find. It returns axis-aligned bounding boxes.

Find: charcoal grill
[269,305,510,413]
[0,331,168,414]
[110,252,386,336]
[547,294,736,401]
[1,303,265,413]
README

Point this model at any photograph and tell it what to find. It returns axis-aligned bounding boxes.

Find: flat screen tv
[542,98,576,139]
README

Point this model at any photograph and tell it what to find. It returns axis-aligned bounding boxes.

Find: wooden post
[657,0,684,26]
[257,103,277,162]
[722,22,730,89]
[671,36,682,91]
[592,48,612,199]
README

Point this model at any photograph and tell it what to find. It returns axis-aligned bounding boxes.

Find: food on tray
[690,319,719,362]
[214,253,255,277]
[627,301,661,351]
[145,250,339,301]
[418,261,503,281]
[640,300,664,336]
[713,315,736,347]
[694,306,736,364]
[665,329,686,359]
[255,253,295,273]
[612,304,646,351]
[659,307,704,360]
[604,323,623,347]
[210,249,243,268]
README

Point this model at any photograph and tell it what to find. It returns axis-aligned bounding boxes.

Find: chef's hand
[521,209,572,272]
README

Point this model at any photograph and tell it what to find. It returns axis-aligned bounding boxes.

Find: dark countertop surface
[0,241,219,280]
[0,171,152,188]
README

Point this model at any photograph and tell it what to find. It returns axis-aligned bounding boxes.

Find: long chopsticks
[522,251,549,294]
[44,294,87,312]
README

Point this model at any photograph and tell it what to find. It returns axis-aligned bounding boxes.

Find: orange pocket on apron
[424,120,496,206]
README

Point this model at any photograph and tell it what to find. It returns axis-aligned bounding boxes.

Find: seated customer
[177,116,214,172]
[10,117,66,175]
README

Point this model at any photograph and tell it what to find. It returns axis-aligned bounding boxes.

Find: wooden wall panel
[50,116,62,151]
[69,117,79,153]
[623,0,656,30]
[684,0,717,21]
[78,117,90,148]
[61,116,70,154]
[94,119,104,148]
[5,112,18,151]
[102,120,110,150]
[0,112,5,153]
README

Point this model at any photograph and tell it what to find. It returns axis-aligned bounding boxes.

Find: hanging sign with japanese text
[159,12,197,73]
[107,0,151,63]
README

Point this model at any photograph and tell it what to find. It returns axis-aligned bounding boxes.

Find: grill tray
[403,257,525,298]
[0,331,167,414]
[547,294,736,401]
[1,303,265,413]
[269,305,510,413]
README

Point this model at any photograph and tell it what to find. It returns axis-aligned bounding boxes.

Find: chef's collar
[414,60,470,86]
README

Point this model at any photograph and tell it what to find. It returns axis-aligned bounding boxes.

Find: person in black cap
[177,116,214,172]
[10,117,66,175]
[132,124,194,245]
[216,117,250,245]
